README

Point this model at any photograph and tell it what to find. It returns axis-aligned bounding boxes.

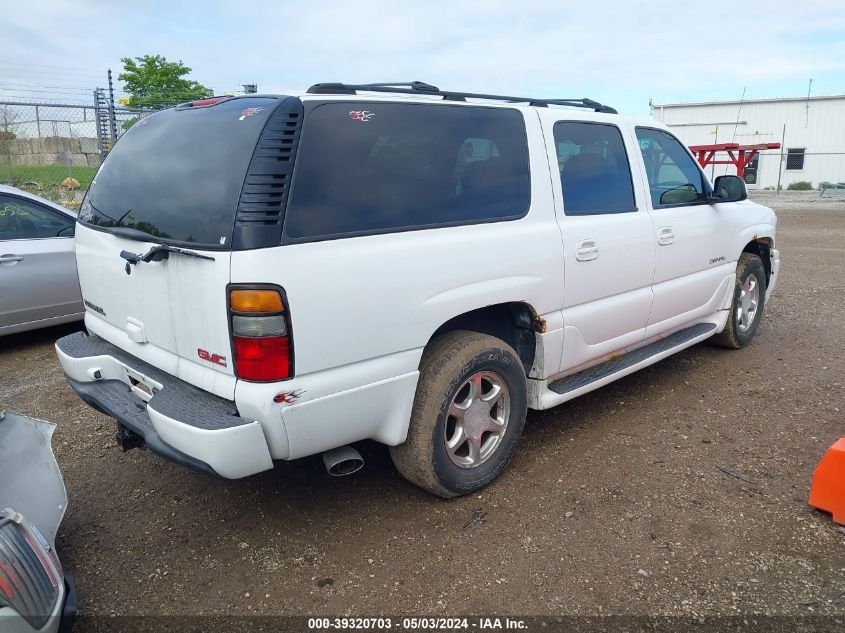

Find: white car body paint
[57,92,779,478]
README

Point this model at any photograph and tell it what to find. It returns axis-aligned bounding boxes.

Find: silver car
[0,185,83,336]
[0,410,77,632]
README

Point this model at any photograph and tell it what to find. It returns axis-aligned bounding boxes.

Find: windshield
[80,97,278,248]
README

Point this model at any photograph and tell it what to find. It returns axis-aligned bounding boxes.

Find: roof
[652,94,845,108]
[216,84,624,116]
[158,91,665,130]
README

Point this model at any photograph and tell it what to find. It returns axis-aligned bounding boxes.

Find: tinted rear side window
[284,103,530,240]
[554,122,636,216]
[81,97,279,248]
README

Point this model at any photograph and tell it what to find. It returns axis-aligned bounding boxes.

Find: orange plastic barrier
[809,437,845,525]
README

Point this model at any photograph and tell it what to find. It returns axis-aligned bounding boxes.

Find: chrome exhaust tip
[322,445,364,476]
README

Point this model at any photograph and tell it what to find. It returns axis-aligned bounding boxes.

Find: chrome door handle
[0,254,24,264]
[657,227,674,246]
[575,239,599,262]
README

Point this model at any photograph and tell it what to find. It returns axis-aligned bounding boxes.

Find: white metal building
[651,94,845,190]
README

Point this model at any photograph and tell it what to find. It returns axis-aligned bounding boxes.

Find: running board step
[549,323,717,396]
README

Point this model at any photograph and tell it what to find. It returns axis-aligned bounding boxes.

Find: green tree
[118,55,211,110]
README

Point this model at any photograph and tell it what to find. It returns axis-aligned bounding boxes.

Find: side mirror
[659,184,700,206]
[712,175,747,203]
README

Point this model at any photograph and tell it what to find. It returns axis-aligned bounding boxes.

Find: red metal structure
[688,142,781,178]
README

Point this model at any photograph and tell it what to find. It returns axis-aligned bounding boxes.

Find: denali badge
[83,299,106,316]
[197,348,227,367]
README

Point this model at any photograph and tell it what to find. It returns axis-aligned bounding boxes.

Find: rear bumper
[56,332,273,479]
[58,576,78,633]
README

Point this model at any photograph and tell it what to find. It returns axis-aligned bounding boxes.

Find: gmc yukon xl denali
[56,82,779,498]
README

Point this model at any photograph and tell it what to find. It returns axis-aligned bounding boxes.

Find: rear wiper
[120,243,215,265]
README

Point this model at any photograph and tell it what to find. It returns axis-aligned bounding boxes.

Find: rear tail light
[232,315,286,337]
[0,513,61,630]
[230,289,284,313]
[228,286,293,382]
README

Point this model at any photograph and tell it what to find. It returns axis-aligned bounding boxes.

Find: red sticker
[349,110,375,122]
[239,107,264,121]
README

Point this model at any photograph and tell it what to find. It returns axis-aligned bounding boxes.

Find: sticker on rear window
[239,107,264,121]
[349,110,375,122]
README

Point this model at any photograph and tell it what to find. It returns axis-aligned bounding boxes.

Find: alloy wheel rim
[736,275,760,333]
[444,371,510,469]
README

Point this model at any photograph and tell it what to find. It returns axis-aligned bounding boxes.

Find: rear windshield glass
[80,97,277,248]
[284,103,530,240]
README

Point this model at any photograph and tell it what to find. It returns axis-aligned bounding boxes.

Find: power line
[0,68,105,79]
[0,82,97,91]
[0,89,95,97]
[0,61,105,73]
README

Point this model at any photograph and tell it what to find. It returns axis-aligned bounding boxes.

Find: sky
[2,0,844,116]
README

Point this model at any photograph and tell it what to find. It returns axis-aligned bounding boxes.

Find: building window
[786,148,805,170]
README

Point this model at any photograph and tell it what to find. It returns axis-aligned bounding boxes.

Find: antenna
[805,78,813,128]
[731,87,746,142]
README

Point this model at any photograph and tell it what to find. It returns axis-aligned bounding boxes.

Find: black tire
[712,252,767,349]
[390,330,528,498]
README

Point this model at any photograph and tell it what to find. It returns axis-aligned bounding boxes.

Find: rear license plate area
[123,368,158,403]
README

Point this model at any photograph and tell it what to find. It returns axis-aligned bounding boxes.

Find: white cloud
[1,0,843,113]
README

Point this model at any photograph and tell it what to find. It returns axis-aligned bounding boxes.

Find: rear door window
[284,103,530,240]
[554,122,637,216]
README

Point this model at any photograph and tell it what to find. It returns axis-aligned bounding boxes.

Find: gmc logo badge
[197,348,227,367]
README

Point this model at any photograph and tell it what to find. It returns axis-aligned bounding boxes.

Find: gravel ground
[1,191,844,628]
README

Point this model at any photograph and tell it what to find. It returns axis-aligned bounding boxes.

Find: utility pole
[107,69,117,143]
[776,124,786,195]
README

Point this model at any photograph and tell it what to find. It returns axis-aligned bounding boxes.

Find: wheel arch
[427,302,542,376]
[742,236,774,286]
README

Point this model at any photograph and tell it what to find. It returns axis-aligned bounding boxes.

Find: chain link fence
[4,97,842,209]
[0,100,148,208]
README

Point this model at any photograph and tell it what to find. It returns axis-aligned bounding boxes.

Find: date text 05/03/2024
[307,617,527,630]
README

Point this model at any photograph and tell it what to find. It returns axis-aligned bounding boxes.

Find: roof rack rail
[306,81,618,114]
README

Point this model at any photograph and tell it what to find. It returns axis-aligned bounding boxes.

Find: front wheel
[712,252,766,349]
[390,330,528,498]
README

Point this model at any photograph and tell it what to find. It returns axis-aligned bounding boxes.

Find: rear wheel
[390,331,527,498]
[712,252,766,349]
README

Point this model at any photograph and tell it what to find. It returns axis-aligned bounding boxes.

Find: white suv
[56,82,779,498]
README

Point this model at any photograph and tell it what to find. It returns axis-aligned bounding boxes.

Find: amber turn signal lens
[230,289,283,313]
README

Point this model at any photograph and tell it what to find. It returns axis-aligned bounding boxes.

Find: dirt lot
[2,191,844,628]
